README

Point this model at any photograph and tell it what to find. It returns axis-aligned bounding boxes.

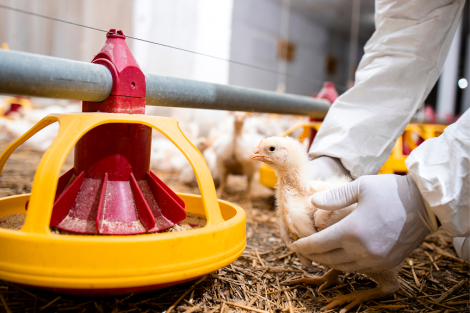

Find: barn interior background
[0,0,469,312]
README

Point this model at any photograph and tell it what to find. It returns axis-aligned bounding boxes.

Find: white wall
[228,0,281,92]
[0,0,133,62]
[133,0,234,137]
[437,20,462,120]
[228,0,329,96]
[324,32,349,90]
[132,0,233,85]
[285,7,328,95]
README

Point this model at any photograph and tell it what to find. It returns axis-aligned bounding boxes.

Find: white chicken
[178,137,210,185]
[249,136,401,313]
[212,112,263,201]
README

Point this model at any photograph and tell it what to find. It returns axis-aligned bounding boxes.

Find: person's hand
[278,218,312,267]
[307,156,352,180]
[291,174,436,273]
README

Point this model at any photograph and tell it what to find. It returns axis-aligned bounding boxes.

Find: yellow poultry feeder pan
[378,124,447,174]
[419,124,447,140]
[260,122,447,187]
[378,124,424,174]
[0,113,246,293]
[0,29,246,294]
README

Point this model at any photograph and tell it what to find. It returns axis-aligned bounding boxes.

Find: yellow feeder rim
[0,113,246,291]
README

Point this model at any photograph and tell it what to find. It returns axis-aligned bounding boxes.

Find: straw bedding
[0,142,468,313]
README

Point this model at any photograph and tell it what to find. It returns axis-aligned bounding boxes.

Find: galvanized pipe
[145,74,330,118]
[0,50,113,102]
[0,49,330,117]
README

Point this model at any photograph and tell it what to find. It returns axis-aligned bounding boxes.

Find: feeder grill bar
[0,49,330,117]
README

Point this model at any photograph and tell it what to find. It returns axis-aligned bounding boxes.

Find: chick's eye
[268,146,275,152]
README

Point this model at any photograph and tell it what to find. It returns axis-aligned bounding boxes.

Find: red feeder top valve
[83,29,146,114]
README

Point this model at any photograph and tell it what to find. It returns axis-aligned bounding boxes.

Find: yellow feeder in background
[259,122,447,188]
[378,124,447,174]
[259,122,321,188]
[0,96,32,118]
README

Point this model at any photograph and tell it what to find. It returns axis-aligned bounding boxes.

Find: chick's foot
[283,269,340,292]
[321,284,398,313]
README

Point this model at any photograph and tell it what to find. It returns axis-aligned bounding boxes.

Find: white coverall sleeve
[309,0,466,178]
[406,109,470,237]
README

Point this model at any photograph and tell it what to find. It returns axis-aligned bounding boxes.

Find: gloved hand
[307,156,352,180]
[291,174,436,273]
[278,218,312,267]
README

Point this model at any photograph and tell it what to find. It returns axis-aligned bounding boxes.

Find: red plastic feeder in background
[49,29,186,235]
[307,81,339,149]
[314,81,339,105]
[4,103,22,116]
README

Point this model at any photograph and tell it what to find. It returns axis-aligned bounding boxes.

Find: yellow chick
[250,136,401,313]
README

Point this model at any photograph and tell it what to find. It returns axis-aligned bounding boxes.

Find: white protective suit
[309,0,468,240]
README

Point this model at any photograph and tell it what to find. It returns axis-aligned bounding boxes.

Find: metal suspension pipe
[0,50,113,102]
[145,74,329,118]
[0,49,330,117]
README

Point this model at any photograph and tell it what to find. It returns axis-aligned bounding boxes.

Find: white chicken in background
[150,119,201,173]
[201,140,219,183]
[212,112,263,201]
[145,108,306,185]
[178,137,213,185]
[245,113,308,139]
[250,136,401,313]
[179,123,222,186]
[0,98,81,152]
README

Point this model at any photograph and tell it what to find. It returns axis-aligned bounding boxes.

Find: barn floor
[0,142,468,313]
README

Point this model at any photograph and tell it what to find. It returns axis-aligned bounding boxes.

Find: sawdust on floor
[0,213,25,230]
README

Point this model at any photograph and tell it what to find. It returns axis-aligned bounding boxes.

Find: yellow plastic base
[0,113,246,290]
[0,193,245,290]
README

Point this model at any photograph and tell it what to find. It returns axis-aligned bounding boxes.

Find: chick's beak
[249,148,271,163]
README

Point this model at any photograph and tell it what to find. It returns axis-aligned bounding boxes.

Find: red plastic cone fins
[307,81,340,148]
[51,170,186,235]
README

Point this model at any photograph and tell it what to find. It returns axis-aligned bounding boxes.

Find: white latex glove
[307,156,352,180]
[291,174,435,273]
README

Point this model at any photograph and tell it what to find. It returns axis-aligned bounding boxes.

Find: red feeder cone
[307,81,339,149]
[315,81,339,105]
[49,29,186,235]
